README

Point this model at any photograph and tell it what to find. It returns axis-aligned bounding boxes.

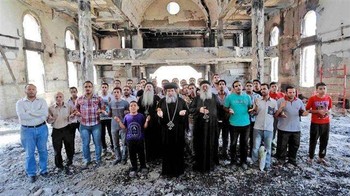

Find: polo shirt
[277,97,305,132]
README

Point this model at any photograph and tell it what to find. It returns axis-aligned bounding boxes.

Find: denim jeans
[80,124,102,163]
[111,125,127,161]
[252,129,273,168]
[20,124,48,177]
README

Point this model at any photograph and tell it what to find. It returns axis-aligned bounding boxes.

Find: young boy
[115,101,150,177]
[306,82,332,165]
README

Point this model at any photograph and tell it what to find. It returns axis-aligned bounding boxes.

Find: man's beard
[142,90,154,106]
[200,88,212,101]
[166,94,178,104]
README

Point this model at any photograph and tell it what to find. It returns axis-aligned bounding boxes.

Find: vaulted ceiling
[25,0,295,33]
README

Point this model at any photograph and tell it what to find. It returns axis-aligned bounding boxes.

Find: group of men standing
[16,75,332,182]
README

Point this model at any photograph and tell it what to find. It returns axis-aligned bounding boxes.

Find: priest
[157,83,188,177]
[137,82,161,162]
[190,80,220,172]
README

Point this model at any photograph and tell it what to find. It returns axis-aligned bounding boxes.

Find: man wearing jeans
[224,80,252,169]
[16,84,49,183]
[109,87,129,165]
[251,83,277,171]
[76,81,105,168]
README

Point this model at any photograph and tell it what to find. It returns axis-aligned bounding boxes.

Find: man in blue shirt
[224,80,252,169]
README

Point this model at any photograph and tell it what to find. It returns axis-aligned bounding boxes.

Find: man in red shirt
[306,82,332,165]
[269,82,285,100]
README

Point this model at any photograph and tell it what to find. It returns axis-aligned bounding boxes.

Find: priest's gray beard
[142,90,154,107]
[166,94,178,104]
[200,88,212,101]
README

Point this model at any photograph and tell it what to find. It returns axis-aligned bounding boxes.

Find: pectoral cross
[167,121,175,130]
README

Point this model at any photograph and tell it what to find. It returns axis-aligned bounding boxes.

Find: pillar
[78,0,94,84]
[251,0,265,81]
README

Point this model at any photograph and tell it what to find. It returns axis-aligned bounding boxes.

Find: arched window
[65,30,78,88]
[23,14,45,94]
[300,45,315,87]
[301,10,317,37]
[300,10,317,87]
[23,14,41,42]
[270,26,279,82]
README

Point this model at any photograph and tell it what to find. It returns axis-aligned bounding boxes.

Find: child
[115,101,150,177]
[306,82,332,165]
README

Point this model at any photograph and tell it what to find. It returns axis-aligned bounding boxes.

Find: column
[251,0,265,81]
[78,0,94,84]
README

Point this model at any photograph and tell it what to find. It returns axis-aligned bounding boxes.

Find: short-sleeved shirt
[76,94,104,126]
[244,91,261,122]
[109,99,129,130]
[306,95,332,124]
[224,93,251,126]
[277,97,305,132]
[122,95,137,103]
[100,93,113,120]
[48,102,72,129]
[269,92,285,100]
[67,97,79,123]
[123,113,145,141]
[254,97,278,131]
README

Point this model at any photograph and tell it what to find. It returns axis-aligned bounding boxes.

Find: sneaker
[28,176,36,183]
[129,171,136,178]
[112,159,121,165]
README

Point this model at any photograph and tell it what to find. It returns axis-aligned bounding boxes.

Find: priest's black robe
[189,94,220,172]
[137,95,161,162]
[158,97,188,177]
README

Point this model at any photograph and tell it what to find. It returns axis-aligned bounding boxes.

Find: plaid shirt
[76,94,104,126]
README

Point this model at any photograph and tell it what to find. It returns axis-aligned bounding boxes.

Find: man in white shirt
[16,84,49,183]
[122,85,137,103]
